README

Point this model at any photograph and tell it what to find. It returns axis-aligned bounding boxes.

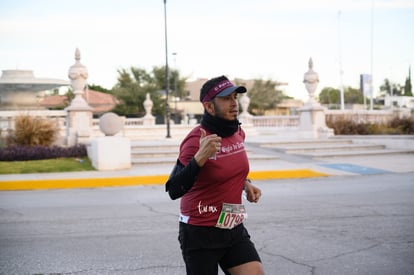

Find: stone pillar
[298,58,334,138]
[65,48,93,145]
[89,112,131,170]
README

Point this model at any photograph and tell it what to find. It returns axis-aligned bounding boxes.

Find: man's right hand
[194,128,222,167]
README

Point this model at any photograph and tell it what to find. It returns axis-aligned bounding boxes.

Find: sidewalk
[1,137,413,191]
[0,161,330,191]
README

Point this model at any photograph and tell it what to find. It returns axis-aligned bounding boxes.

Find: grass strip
[0,158,94,174]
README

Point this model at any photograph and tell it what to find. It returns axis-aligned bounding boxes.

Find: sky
[1,0,413,101]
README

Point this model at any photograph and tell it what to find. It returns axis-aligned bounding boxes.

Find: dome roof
[0,70,69,92]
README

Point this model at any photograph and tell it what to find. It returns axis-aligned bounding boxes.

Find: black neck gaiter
[200,112,241,137]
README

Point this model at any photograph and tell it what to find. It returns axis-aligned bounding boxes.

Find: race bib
[216,203,247,229]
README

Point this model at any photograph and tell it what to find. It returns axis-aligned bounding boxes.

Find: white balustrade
[0,109,404,143]
[251,116,300,128]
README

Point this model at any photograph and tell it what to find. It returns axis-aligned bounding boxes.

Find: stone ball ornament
[99,112,123,136]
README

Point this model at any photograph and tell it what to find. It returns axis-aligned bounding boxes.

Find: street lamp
[163,0,171,138]
[172,52,177,123]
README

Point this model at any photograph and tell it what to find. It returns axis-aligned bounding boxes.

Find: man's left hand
[244,180,262,203]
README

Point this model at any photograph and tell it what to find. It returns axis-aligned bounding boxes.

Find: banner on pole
[360,74,372,97]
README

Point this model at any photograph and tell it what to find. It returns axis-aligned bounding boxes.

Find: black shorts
[178,222,261,275]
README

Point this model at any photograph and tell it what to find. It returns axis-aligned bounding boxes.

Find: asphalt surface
[0,137,414,274]
[0,173,413,274]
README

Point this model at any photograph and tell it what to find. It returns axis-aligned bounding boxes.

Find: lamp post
[172,52,177,123]
[163,0,171,138]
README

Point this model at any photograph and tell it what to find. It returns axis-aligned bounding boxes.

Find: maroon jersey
[178,125,249,226]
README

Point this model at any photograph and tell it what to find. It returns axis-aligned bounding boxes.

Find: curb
[0,169,329,191]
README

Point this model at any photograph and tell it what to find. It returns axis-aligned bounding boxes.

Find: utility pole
[370,0,375,110]
[338,10,345,110]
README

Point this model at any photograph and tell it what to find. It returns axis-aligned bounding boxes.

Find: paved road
[1,173,413,275]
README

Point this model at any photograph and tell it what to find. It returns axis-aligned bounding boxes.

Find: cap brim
[216,86,247,97]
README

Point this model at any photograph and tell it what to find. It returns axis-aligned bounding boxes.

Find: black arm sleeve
[165,158,200,200]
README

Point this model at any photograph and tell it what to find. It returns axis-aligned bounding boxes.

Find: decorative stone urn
[67,48,92,110]
[65,48,93,145]
[239,93,252,125]
[303,58,320,106]
[144,93,153,117]
[298,58,334,138]
[143,93,155,125]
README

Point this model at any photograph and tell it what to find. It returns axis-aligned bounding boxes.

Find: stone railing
[251,115,299,127]
[0,108,409,143]
[92,117,145,127]
[0,110,67,132]
[0,112,147,131]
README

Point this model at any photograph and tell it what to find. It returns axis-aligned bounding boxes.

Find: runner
[166,75,264,275]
